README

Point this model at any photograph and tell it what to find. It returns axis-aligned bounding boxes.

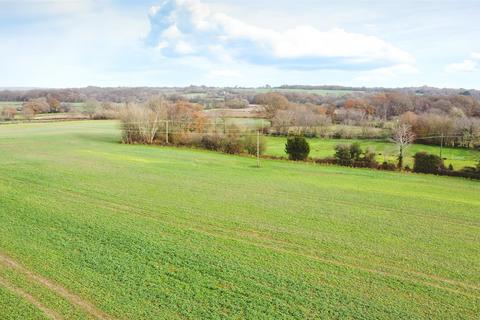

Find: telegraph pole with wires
[165,120,169,144]
[440,132,444,159]
[256,129,261,168]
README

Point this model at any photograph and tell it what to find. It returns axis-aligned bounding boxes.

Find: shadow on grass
[72,133,121,145]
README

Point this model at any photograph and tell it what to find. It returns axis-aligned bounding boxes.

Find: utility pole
[440,133,444,159]
[257,130,260,168]
[165,120,169,144]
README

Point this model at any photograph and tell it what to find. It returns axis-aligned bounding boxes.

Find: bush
[379,161,397,171]
[413,152,445,174]
[200,135,223,151]
[438,169,480,180]
[222,136,243,154]
[363,147,378,168]
[285,135,310,161]
[243,134,267,155]
[334,144,352,165]
[334,143,378,168]
[349,142,362,161]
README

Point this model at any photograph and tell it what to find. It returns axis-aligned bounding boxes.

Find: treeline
[119,98,266,156]
[253,92,480,148]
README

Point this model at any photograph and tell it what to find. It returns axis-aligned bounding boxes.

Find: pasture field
[0,101,22,110]
[265,136,480,169]
[0,120,479,319]
[234,88,358,96]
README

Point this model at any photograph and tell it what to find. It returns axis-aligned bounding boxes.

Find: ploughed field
[0,121,479,319]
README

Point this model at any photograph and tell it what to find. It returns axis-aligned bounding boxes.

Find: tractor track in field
[2,174,480,298]
[53,184,480,298]
[0,275,63,320]
[0,253,112,320]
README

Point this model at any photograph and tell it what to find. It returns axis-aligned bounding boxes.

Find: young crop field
[0,121,479,319]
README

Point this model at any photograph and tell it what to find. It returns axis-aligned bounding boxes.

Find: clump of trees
[120,98,267,156]
[333,143,378,168]
[285,136,310,161]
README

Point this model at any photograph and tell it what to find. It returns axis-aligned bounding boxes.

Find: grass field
[0,120,479,319]
[235,88,358,96]
[265,136,479,169]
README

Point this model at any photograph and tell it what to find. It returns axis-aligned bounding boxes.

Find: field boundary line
[0,253,112,320]
[0,275,63,320]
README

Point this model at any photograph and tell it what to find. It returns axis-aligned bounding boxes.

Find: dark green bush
[200,135,223,151]
[379,162,397,171]
[334,144,352,165]
[222,136,243,154]
[349,142,362,161]
[413,152,445,174]
[285,135,310,161]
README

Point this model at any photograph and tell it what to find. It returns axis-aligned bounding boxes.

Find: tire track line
[0,253,112,320]
[2,175,479,296]
[0,275,63,320]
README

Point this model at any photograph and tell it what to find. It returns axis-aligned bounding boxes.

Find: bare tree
[393,123,415,170]
[83,99,100,119]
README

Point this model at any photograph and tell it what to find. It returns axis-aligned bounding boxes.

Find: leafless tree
[393,123,415,170]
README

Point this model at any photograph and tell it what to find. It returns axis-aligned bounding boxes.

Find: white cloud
[445,60,478,73]
[471,52,480,60]
[356,64,419,82]
[146,0,415,70]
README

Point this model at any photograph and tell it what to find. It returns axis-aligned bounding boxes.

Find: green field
[265,136,479,169]
[235,88,357,96]
[0,121,479,319]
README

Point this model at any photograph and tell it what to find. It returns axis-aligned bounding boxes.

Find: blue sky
[0,0,479,88]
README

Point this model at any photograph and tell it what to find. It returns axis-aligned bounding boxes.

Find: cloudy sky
[1,0,479,88]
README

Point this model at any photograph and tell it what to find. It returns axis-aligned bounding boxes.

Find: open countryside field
[266,137,480,169]
[0,120,479,319]
[235,88,359,96]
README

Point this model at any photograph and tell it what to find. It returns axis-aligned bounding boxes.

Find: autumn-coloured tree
[47,96,61,113]
[1,107,17,121]
[254,93,290,120]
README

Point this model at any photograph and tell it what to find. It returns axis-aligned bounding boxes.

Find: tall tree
[393,123,415,170]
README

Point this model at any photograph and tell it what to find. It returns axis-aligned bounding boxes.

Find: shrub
[222,136,243,154]
[285,135,310,161]
[334,144,352,165]
[448,164,454,171]
[349,142,362,161]
[413,152,445,174]
[379,162,397,171]
[243,134,267,155]
[362,147,379,168]
[200,134,223,151]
